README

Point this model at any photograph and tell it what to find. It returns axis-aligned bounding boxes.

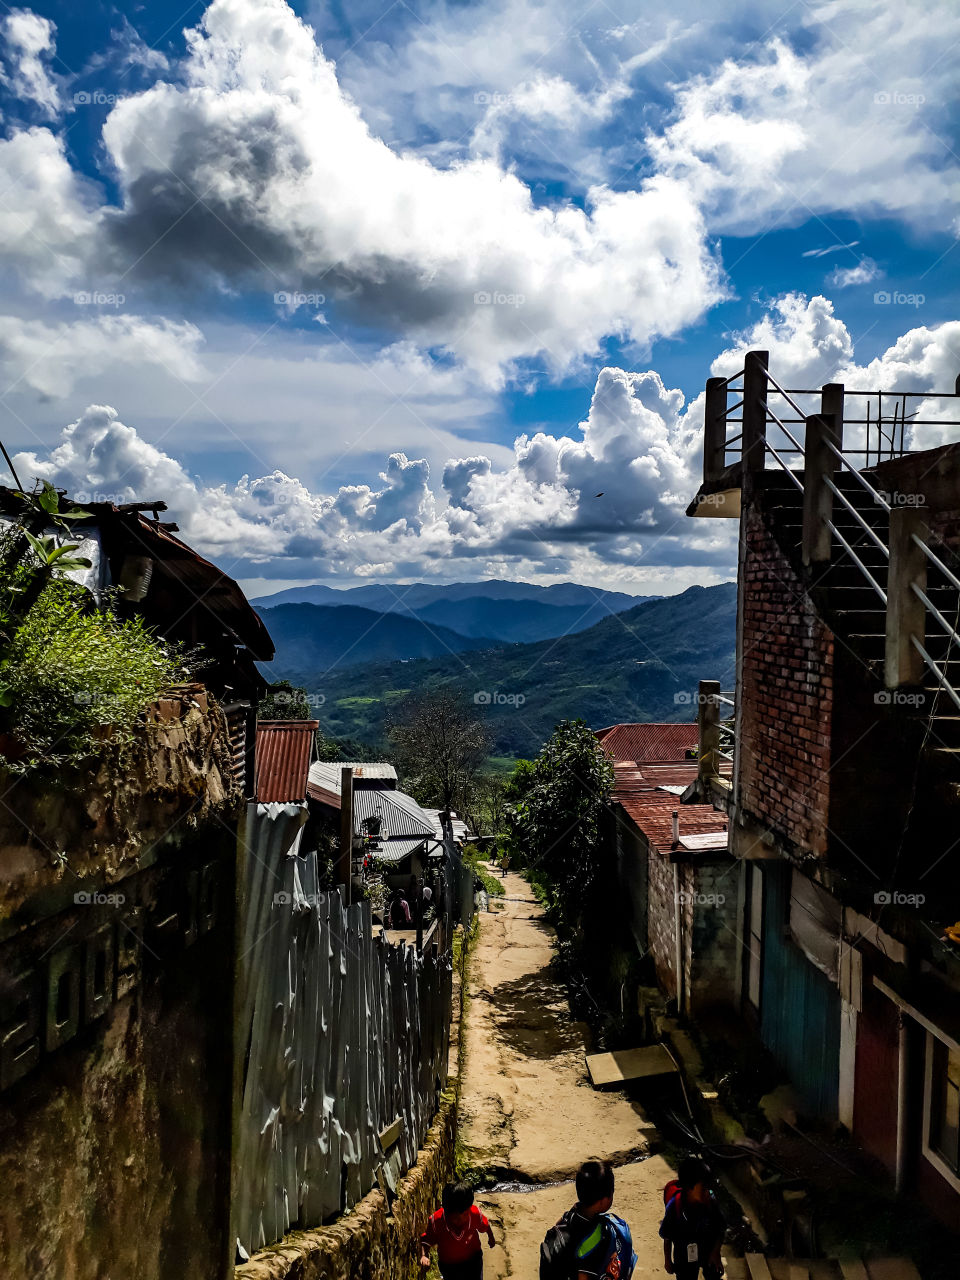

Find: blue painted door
[758,862,841,1120]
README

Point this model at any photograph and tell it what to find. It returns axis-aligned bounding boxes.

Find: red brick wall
[739,506,834,856]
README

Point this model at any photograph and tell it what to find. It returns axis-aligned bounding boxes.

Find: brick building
[685,352,960,1228]
[599,726,737,1015]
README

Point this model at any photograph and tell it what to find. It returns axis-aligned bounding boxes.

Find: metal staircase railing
[701,351,960,716]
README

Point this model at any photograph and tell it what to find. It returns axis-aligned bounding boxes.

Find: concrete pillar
[741,349,769,476]
[802,413,841,566]
[821,383,845,469]
[885,507,930,688]
[698,679,721,783]
[703,377,728,484]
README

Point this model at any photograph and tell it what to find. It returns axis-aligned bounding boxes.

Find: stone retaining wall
[235,1092,457,1280]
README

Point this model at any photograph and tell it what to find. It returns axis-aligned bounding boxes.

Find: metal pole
[339,766,354,905]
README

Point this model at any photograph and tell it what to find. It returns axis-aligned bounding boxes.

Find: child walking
[419,1180,495,1279]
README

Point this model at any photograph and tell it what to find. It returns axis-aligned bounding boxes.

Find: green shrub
[0,580,190,768]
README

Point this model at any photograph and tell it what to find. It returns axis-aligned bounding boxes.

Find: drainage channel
[484,1151,655,1196]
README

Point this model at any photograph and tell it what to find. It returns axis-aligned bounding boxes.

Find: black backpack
[539,1213,579,1280]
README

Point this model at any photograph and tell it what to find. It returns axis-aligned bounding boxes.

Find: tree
[258,679,312,720]
[388,688,489,815]
[503,720,613,926]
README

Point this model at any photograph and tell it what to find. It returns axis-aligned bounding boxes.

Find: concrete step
[722,1255,750,1280]
[864,1260,922,1280]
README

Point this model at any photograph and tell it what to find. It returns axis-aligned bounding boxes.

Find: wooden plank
[585,1044,678,1088]
[378,1116,403,1152]
[746,1254,774,1280]
[789,1265,809,1280]
[865,1260,922,1280]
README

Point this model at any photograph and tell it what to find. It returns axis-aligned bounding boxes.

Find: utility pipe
[895,1010,910,1194]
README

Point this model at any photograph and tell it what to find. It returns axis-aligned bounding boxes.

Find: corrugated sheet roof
[598,722,699,765]
[256,720,319,803]
[353,788,434,838]
[308,761,398,792]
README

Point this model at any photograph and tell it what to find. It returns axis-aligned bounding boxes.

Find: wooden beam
[741,350,769,477]
[704,377,729,483]
[745,1254,773,1280]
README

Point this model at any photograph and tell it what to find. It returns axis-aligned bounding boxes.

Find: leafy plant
[0,579,191,768]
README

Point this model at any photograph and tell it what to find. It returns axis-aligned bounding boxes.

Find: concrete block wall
[738,505,834,856]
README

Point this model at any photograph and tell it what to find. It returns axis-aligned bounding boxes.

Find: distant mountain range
[262,582,738,758]
[252,579,652,648]
[256,603,494,674]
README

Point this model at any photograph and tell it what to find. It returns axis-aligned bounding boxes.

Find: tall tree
[388,688,489,815]
[503,719,613,925]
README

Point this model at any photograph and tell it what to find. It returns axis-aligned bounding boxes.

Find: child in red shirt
[419,1180,495,1279]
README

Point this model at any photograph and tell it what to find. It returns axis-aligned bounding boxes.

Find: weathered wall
[0,696,239,1280]
[0,689,239,922]
[235,1094,457,1280]
[683,860,741,1012]
[614,811,648,955]
[738,504,834,856]
[647,846,678,1002]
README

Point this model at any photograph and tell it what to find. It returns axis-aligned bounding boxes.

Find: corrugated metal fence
[234,803,453,1255]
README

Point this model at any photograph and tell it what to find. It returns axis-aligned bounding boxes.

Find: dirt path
[459,869,677,1280]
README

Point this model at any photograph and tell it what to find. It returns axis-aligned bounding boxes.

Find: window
[745,862,763,1009]
[928,1035,960,1177]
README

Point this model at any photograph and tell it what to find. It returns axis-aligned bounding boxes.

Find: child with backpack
[419,1180,495,1279]
[540,1159,637,1279]
[659,1157,725,1279]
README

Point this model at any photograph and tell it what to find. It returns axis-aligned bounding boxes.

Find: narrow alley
[459,868,678,1280]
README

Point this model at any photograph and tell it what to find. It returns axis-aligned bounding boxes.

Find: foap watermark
[74,890,126,906]
[74,89,124,107]
[873,90,926,107]
[273,890,324,908]
[874,890,925,907]
[74,490,126,505]
[874,289,924,308]
[74,290,125,307]
[675,891,726,907]
[674,690,714,706]
[271,689,326,707]
[473,290,525,308]
[474,690,526,707]
[874,689,928,708]
[274,290,325,308]
[474,91,515,107]
[874,490,926,507]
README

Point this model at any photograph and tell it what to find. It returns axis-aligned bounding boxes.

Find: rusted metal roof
[614,789,728,861]
[256,720,319,803]
[598,722,699,765]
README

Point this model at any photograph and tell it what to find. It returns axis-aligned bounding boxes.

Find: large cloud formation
[7,299,960,590]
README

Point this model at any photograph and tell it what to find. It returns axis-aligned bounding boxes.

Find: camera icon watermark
[874,689,928,708]
[675,891,726,906]
[874,889,925,906]
[873,289,924,308]
[274,290,325,308]
[74,890,126,906]
[873,90,926,107]
[473,690,525,707]
[74,290,125,307]
[73,89,123,107]
[874,489,926,507]
[473,290,525,308]
[474,91,515,107]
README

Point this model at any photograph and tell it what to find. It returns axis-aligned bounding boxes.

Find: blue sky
[0,0,957,594]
